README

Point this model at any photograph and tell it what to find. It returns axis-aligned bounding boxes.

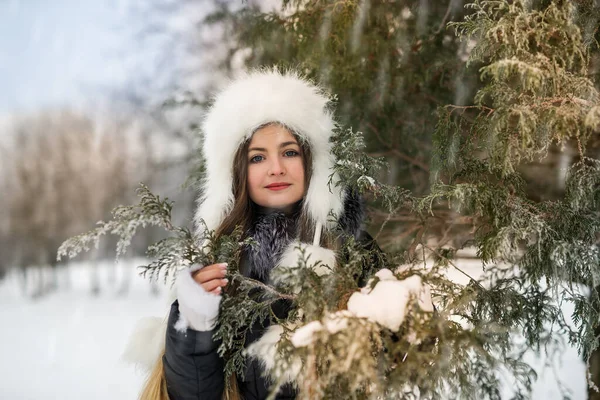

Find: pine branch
[57,183,181,262]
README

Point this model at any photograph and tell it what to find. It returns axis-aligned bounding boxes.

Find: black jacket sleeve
[163,300,224,400]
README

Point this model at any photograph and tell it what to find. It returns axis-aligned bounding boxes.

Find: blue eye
[284,150,299,157]
[250,155,264,163]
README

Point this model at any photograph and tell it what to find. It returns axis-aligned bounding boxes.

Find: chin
[265,201,295,211]
[258,197,302,211]
[252,189,304,211]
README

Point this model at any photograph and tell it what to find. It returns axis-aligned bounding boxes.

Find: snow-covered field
[0,259,589,399]
[0,260,168,400]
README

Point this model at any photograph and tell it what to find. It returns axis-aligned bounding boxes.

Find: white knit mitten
[175,265,222,332]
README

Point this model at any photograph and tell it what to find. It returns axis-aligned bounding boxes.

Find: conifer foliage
[437,0,600,359]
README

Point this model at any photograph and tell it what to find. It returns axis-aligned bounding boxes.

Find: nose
[268,157,286,176]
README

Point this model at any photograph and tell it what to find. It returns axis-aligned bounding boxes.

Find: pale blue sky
[0,0,138,113]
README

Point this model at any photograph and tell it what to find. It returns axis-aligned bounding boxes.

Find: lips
[265,183,291,191]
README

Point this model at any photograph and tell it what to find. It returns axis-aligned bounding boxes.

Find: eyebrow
[248,141,299,152]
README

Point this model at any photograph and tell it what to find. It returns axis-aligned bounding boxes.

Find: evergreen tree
[202,0,600,396]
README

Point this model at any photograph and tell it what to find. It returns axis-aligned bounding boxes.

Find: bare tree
[3,110,149,297]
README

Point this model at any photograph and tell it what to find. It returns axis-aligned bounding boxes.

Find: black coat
[163,299,297,400]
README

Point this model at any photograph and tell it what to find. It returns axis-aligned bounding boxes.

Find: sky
[0,0,271,117]
[0,0,137,113]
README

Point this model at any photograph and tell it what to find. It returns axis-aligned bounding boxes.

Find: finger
[206,262,228,271]
[192,263,227,276]
[209,287,222,295]
[202,278,228,292]
[193,267,227,285]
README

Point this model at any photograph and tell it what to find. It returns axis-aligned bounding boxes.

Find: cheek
[247,165,263,194]
[290,159,305,189]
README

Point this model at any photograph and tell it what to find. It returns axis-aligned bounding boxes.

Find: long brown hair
[138,350,169,400]
[139,123,333,400]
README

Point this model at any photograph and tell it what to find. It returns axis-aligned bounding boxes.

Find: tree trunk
[589,287,600,400]
[589,328,600,400]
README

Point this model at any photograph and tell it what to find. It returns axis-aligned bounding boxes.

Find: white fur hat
[194,69,345,239]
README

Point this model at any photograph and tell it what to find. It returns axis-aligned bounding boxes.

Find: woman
[138,70,382,400]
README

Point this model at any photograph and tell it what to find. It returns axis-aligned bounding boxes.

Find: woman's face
[247,124,305,212]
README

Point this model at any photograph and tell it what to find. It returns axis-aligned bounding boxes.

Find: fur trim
[175,265,222,331]
[271,242,336,294]
[122,283,179,371]
[121,316,167,372]
[194,69,344,237]
[277,242,336,277]
[245,324,302,385]
[244,209,296,280]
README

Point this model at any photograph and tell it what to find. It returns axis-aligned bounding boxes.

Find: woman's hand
[192,263,229,295]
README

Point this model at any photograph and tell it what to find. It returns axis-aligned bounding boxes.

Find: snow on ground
[0,258,589,399]
[445,257,588,399]
[0,259,169,400]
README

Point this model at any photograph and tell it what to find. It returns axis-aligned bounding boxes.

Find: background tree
[0,110,152,296]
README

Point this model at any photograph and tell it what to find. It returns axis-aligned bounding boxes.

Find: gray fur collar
[242,190,364,281]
